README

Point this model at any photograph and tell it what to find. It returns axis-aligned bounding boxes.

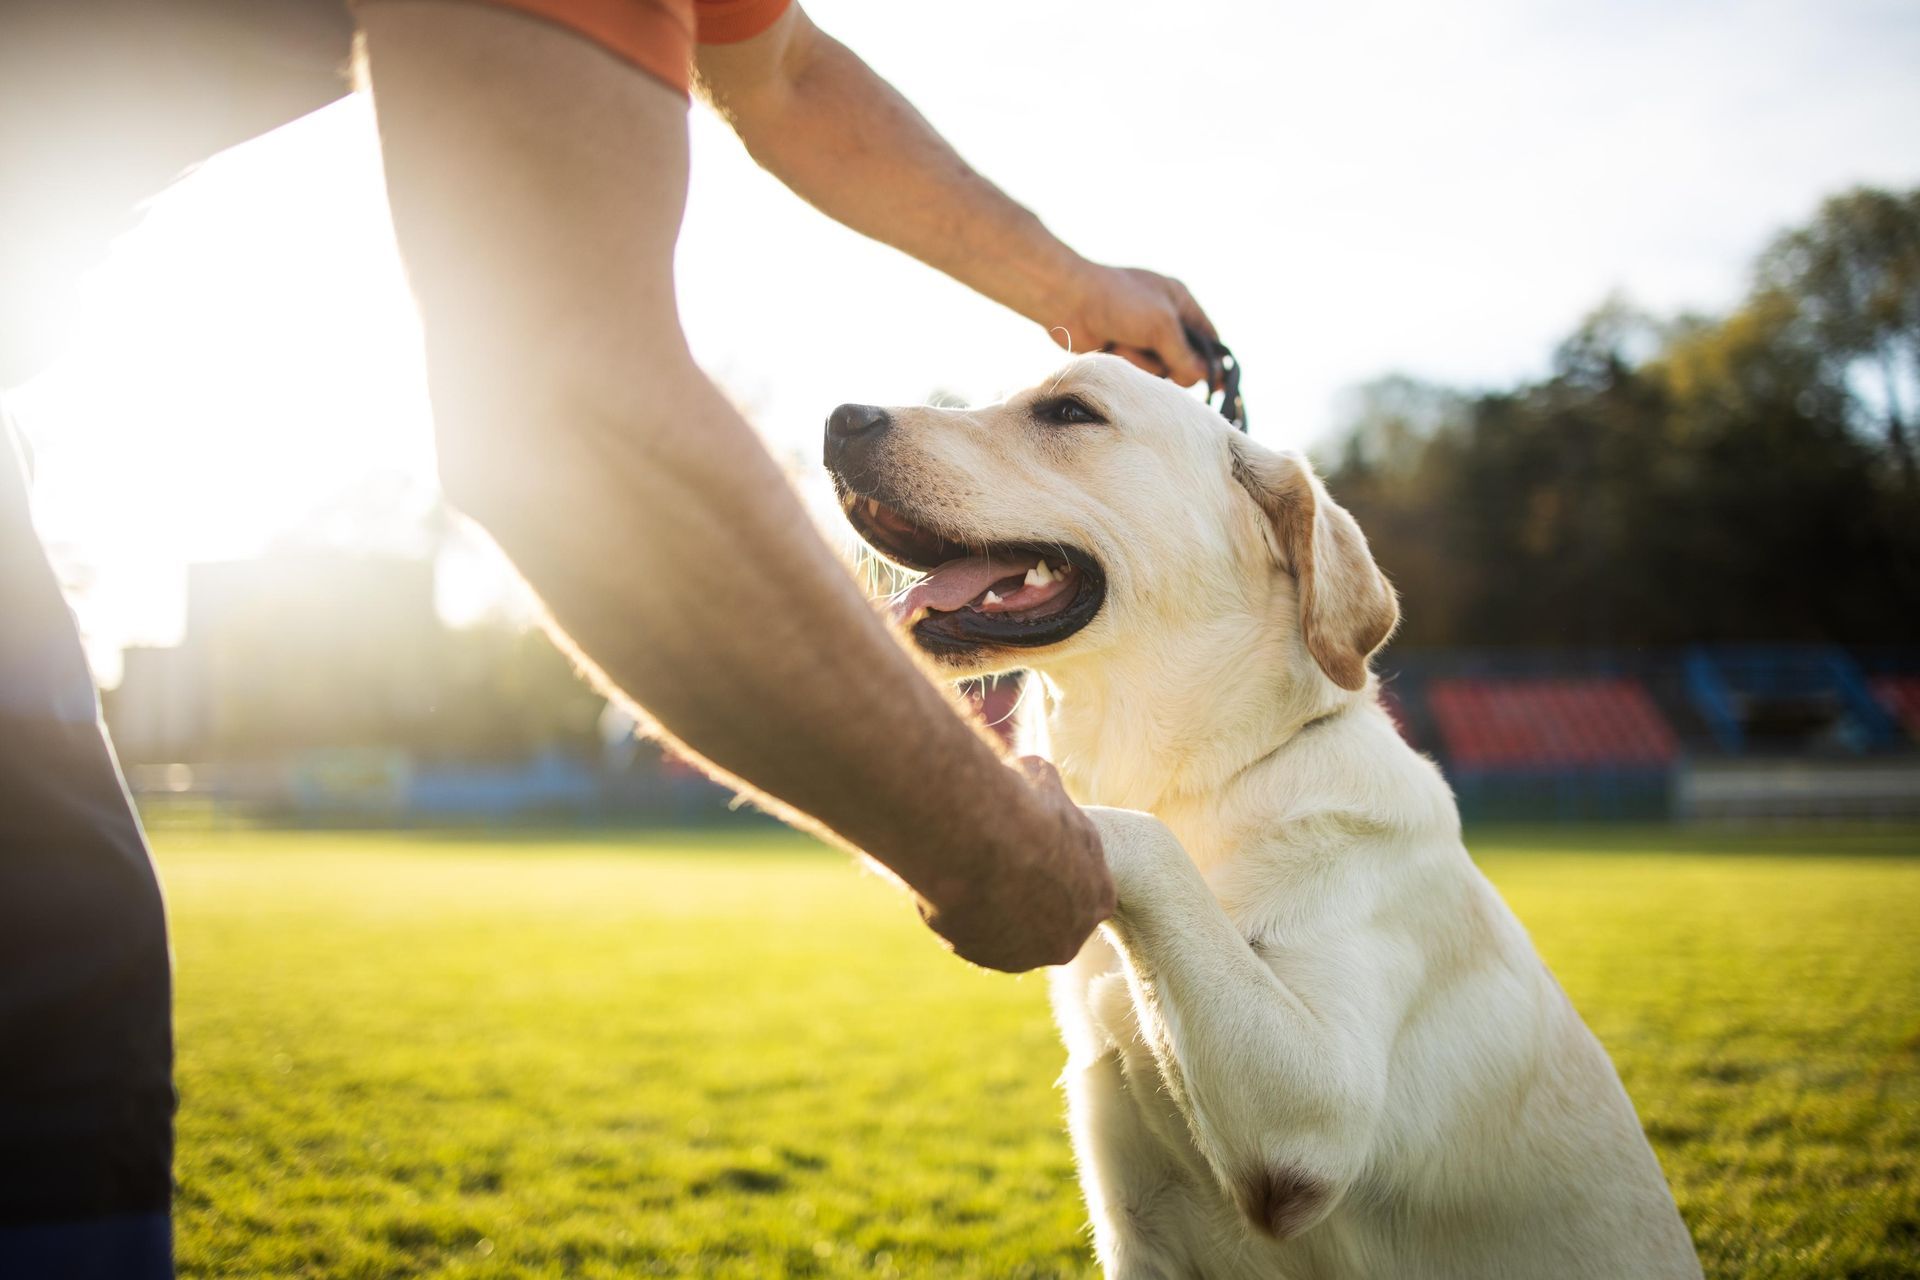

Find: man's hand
[919,757,1115,972]
[1053,264,1221,392]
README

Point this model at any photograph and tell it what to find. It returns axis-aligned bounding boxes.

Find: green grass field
[156,824,1920,1279]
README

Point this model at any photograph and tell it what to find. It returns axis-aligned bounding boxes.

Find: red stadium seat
[1428,677,1679,770]
[1871,676,1920,741]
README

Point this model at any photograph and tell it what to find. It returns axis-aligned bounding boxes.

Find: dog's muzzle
[824,402,892,469]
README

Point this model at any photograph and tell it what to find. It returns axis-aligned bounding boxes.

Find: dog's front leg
[1085,807,1392,1244]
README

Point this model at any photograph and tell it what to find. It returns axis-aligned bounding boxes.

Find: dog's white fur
[860,355,1702,1279]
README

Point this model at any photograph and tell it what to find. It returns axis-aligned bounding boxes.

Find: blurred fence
[118,647,1920,828]
[127,750,755,830]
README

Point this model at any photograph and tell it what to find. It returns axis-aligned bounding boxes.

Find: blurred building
[106,550,951,825]
[111,552,439,761]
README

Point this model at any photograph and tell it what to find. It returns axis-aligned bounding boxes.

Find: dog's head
[825,354,1397,692]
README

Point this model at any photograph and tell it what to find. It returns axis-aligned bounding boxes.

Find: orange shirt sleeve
[354,0,793,95]
[692,0,792,45]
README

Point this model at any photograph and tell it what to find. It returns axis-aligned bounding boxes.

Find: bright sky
[9,0,1918,681]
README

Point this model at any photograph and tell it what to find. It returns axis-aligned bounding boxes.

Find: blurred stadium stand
[103,552,1918,826]
[1682,646,1902,755]
[1870,674,1920,741]
[1424,676,1677,821]
[1384,647,1920,823]
[1428,677,1678,770]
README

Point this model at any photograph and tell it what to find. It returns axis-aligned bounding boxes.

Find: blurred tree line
[104,549,610,768]
[420,625,609,762]
[1324,186,1920,649]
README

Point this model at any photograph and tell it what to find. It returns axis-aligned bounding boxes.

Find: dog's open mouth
[840,494,1106,656]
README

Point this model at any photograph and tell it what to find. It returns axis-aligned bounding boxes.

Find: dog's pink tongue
[890,555,1031,625]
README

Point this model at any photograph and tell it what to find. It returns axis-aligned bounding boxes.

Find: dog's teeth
[983,590,1003,606]
[1025,562,1054,588]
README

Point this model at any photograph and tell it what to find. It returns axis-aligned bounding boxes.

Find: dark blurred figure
[0,4,351,1274]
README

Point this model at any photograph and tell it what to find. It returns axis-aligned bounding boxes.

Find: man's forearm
[360,0,1069,920]
[451,364,1044,908]
[699,19,1090,329]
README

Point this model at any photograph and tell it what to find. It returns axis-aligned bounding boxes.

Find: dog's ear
[1229,436,1398,691]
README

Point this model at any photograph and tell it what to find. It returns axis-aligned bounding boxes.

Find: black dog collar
[1184,325,1247,432]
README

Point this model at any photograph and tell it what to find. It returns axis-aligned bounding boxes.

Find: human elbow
[428,362,679,537]
[433,407,542,537]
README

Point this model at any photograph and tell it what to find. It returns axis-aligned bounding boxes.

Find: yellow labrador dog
[826,354,1701,1280]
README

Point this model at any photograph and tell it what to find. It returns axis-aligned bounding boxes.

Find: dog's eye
[1034,396,1105,427]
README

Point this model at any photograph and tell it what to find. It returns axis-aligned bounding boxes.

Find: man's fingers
[1107,343,1171,379]
[1170,279,1218,344]
[1153,318,1212,388]
[1018,754,1107,844]
[1182,328,1224,396]
[1013,754,1061,789]
[1015,754,1105,860]
[1158,276,1219,369]
[1164,280,1224,393]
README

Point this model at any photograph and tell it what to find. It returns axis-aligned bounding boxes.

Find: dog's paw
[1081,806,1192,910]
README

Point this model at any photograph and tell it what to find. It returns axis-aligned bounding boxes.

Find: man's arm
[357,1,1111,970]
[694,5,1220,389]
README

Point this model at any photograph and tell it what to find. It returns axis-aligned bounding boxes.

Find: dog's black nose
[826,403,891,442]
